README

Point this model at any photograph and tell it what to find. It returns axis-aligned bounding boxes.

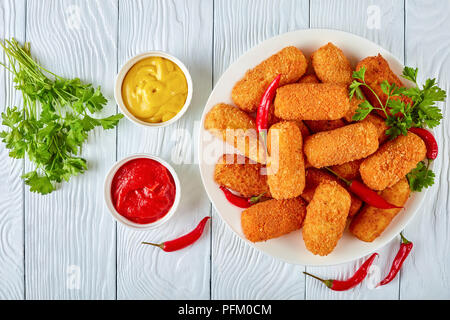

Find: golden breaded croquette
[311,42,353,85]
[360,132,426,190]
[330,159,364,181]
[356,54,412,112]
[301,168,362,218]
[299,73,320,83]
[274,83,350,120]
[302,181,351,256]
[344,93,366,122]
[350,178,410,242]
[214,154,270,198]
[241,198,307,242]
[304,119,346,133]
[267,121,305,199]
[304,122,379,168]
[204,103,266,164]
[360,114,389,144]
[232,46,307,113]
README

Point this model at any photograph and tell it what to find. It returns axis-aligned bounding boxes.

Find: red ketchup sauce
[111,158,176,224]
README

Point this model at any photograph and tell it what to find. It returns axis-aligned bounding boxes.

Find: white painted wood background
[0,0,448,300]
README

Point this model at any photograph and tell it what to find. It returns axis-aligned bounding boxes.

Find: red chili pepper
[378,233,413,286]
[220,186,264,208]
[304,253,378,291]
[256,74,281,146]
[325,168,402,209]
[409,127,438,159]
[142,216,210,252]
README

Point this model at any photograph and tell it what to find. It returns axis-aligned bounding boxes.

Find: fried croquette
[311,42,353,85]
[301,168,362,218]
[360,114,389,144]
[350,178,410,242]
[299,73,320,84]
[241,198,307,242]
[231,46,307,113]
[360,132,426,190]
[330,159,364,181]
[214,154,270,198]
[304,119,346,133]
[274,83,350,120]
[267,121,305,199]
[356,54,412,112]
[302,181,351,256]
[204,103,266,164]
[304,122,379,168]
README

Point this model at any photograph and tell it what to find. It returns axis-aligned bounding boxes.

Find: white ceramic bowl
[114,51,193,128]
[198,29,431,266]
[104,154,181,230]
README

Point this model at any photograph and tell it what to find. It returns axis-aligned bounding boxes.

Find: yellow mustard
[121,56,188,123]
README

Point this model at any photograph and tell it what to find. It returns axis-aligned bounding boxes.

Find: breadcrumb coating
[311,42,353,85]
[330,159,364,181]
[302,181,351,256]
[304,122,379,168]
[299,73,320,84]
[301,168,362,218]
[274,83,350,120]
[232,46,307,113]
[241,198,307,242]
[350,178,410,242]
[360,114,389,144]
[204,103,266,164]
[360,132,426,190]
[214,154,270,198]
[267,121,305,199]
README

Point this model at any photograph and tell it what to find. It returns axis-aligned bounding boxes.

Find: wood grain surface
[0,0,26,300]
[0,0,448,300]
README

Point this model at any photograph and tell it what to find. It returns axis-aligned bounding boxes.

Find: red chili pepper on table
[142,216,210,252]
[409,127,438,160]
[325,168,402,209]
[303,253,378,291]
[256,74,281,146]
[378,233,413,287]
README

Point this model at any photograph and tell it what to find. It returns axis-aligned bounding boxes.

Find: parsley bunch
[0,38,123,194]
[349,65,446,192]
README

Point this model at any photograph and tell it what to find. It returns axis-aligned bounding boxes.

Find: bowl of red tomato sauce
[104,154,180,229]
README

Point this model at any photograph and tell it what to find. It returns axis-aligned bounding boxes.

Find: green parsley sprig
[349,65,446,192]
[0,38,123,194]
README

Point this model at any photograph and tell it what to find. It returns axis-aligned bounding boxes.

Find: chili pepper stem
[303,272,333,289]
[324,167,351,186]
[249,192,265,204]
[400,232,411,244]
[141,242,165,250]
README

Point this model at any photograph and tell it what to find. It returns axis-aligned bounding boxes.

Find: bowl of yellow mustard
[115,51,193,127]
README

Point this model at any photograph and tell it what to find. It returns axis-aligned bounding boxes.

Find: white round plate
[198,29,430,266]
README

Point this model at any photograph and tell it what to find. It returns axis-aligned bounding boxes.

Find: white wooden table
[0,0,448,300]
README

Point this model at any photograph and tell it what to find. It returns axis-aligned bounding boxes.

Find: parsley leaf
[352,100,374,121]
[407,161,435,192]
[0,38,124,194]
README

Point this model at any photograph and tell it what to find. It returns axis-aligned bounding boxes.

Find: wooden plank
[24,0,118,299]
[211,0,309,300]
[0,0,26,300]
[116,0,212,300]
[307,0,404,300]
[400,0,450,299]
